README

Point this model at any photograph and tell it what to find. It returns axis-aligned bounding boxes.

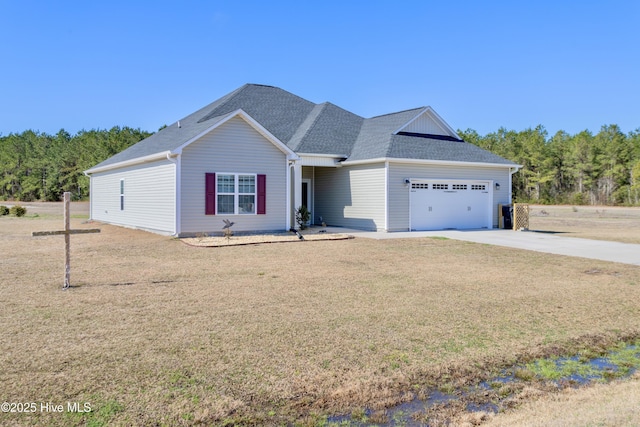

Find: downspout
[286,160,292,230]
[83,170,92,220]
[312,166,315,225]
[509,166,522,203]
[384,161,389,231]
[166,152,181,236]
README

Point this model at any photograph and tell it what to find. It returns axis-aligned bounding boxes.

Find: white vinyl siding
[180,116,287,234]
[388,162,511,231]
[401,111,448,135]
[315,163,386,231]
[302,166,314,180]
[90,159,176,234]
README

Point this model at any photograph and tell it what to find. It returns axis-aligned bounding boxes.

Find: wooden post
[32,192,100,289]
[64,192,71,288]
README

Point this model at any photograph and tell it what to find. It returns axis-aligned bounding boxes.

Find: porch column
[292,161,302,229]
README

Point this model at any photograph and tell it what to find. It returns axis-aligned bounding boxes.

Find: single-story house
[85,84,520,236]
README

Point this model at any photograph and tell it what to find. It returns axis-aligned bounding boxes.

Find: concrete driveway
[341,228,640,266]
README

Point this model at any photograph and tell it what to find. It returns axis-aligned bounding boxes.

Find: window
[433,183,448,190]
[217,174,236,214]
[452,184,467,190]
[237,175,255,214]
[471,184,486,191]
[205,173,265,215]
[217,174,255,214]
[411,183,428,189]
[119,179,124,210]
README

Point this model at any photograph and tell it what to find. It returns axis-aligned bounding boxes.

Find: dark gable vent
[397,131,463,142]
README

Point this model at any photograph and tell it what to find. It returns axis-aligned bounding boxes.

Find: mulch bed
[181,230,355,247]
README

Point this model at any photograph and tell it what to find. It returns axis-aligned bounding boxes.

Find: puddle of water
[527,344,640,385]
[324,342,639,426]
[466,401,499,413]
[326,396,431,426]
[590,357,620,371]
[424,390,457,406]
[478,371,515,390]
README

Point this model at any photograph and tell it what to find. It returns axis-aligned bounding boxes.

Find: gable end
[396,132,462,142]
[394,107,461,140]
[175,109,299,160]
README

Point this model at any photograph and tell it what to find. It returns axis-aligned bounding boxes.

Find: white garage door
[410,180,492,230]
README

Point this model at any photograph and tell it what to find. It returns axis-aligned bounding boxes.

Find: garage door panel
[410,180,491,231]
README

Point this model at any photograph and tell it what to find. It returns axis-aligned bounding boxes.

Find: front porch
[288,156,344,229]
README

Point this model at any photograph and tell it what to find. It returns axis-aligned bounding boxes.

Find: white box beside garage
[409,179,493,230]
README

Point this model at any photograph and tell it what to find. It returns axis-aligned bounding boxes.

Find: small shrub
[9,205,27,217]
[571,192,585,205]
[0,205,9,216]
[295,205,310,230]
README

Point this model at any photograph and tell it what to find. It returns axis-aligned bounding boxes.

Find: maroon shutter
[257,174,266,215]
[205,173,216,215]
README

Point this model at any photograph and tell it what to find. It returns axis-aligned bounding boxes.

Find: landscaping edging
[181,233,355,247]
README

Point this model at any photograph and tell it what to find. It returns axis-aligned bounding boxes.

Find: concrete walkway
[331,228,640,266]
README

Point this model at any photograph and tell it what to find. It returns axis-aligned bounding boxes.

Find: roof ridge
[368,106,426,119]
[245,83,277,88]
[321,101,366,117]
[287,103,328,151]
[196,84,253,124]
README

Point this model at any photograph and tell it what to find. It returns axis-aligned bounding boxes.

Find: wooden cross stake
[32,192,100,289]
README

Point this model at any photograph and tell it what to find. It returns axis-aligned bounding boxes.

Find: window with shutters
[205,173,265,215]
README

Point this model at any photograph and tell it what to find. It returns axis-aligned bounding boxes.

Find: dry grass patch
[2,202,640,425]
[481,372,640,427]
[529,204,640,244]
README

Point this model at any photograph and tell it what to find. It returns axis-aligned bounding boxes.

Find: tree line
[0,127,151,201]
[459,125,640,205]
[1,124,639,205]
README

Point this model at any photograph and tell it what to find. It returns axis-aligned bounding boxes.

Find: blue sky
[1,1,638,137]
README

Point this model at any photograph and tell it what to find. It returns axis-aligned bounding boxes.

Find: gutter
[84,150,174,175]
[341,157,521,169]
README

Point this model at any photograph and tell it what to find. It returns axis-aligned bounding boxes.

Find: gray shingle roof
[349,108,425,161]
[386,135,516,164]
[197,84,316,144]
[88,84,517,171]
[288,102,364,155]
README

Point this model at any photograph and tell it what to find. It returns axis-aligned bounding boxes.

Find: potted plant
[295,205,310,230]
